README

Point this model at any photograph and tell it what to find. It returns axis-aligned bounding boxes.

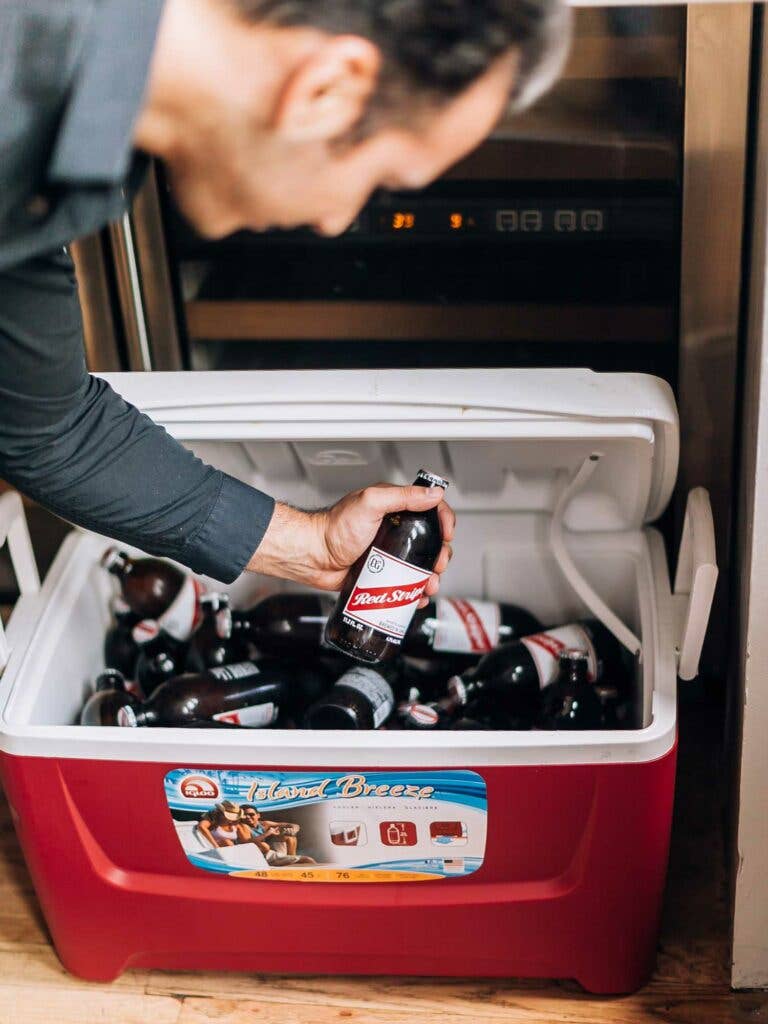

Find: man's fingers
[433,543,452,575]
[360,483,445,519]
[424,572,440,598]
[438,501,456,542]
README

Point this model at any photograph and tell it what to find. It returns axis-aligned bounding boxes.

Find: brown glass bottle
[101,548,201,641]
[232,593,336,657]
[80,670,141,727]
[117,660,284,728]
[538,649,604,730]
[191,593,251,668]
[447,618,635,722]
[303,665,396,730]
[133,621,203,699]
[103,598,140,679]
[405,599,541,661]
[324,470,448,664]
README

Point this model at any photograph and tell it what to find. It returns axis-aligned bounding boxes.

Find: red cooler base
[0,747,677,994]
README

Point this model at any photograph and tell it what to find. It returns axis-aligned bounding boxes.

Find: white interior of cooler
[2,437,658,731]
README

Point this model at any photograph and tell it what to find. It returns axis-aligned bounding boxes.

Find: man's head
[241,805,261,825]
[135,0,570,237]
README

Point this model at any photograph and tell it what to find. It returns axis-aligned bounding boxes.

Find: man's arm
[0,248,274,583]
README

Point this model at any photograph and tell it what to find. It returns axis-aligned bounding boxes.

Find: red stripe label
[448,599,494,653]
[347,582,428,612]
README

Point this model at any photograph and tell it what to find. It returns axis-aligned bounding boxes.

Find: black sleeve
[0,248,275,583]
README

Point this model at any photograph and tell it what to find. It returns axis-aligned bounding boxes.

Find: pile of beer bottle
[80,547,638,732]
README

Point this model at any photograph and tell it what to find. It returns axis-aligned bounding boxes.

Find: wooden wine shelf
[185,301,672,344]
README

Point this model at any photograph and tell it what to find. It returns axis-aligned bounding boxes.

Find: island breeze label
[166,769,487,882]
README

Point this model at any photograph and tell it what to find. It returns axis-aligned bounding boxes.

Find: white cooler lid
[100,368,679,532]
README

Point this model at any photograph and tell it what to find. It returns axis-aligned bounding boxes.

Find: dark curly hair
[229,0,570,114]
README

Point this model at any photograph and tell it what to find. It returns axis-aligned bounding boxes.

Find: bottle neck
[117,702,156,727]
[95,670,127,692]
[412,469,450,490]
[447,673,481,706]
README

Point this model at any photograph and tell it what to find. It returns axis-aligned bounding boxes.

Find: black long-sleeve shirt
[0,0,275,582]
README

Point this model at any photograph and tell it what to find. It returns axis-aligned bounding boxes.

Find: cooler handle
[0,493,40,673]
[673,487,718,681]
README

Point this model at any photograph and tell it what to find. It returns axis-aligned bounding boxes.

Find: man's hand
[247,483,455,606]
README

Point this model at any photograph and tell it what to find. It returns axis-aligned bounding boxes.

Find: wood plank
[185,301,672,344]
[0,985,181,1024]
[175,989,768,1024]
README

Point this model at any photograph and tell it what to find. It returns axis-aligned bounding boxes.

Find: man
[238,806,316,865]
[0,0,569,588]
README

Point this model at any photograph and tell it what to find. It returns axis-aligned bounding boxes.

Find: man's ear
[275,35,381,142]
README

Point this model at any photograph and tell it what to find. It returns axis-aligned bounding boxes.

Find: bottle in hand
[80,669,141,727]
[101,548,203,641]
[538,649,604,730]
[324,469,448,665]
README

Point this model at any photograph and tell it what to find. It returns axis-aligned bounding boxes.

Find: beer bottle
[405,599,541,661]
[116,660,286,728]
[133,620,203,699]
[303,665,396,730]
[324,470,448,665]
[391,657,447,709]
[80,669,141,727]
[103,597,140,680]
[448,618,635,720]
[232,593,336,657]
[538,649,604,730]
[101,548,203,641]
[191,593,250,668]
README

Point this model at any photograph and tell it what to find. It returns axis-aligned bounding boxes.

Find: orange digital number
[392,212,415,230]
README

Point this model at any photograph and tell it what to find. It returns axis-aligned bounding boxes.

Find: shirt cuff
[179,473,276,585]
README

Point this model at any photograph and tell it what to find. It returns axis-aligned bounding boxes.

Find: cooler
[0,368,717,993]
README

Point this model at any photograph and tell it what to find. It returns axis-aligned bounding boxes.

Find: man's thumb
[361,483,444,518]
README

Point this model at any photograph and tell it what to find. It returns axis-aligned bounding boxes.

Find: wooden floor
[0,696,765,1023]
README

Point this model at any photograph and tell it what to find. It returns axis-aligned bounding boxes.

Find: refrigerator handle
[0,493,40,673]
[673,487,718,681]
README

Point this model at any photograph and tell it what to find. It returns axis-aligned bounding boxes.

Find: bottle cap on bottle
[199,592,230,612]
[101,547,128,572]
[447,675,469,706]
[116,705,139,728]
[415,469,450,490]
[215,607,233,639]
[94,668,126,692]
[402,703,440,728]
[560,648,589,664]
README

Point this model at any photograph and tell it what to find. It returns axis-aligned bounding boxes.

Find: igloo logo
[180,775,220,800]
